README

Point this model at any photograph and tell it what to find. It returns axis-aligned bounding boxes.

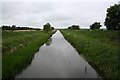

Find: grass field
[2,30,55,79]
[61,29,119,80]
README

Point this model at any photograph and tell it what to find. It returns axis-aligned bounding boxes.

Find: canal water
[16,30,101,78]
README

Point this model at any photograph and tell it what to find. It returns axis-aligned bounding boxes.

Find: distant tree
[51,27,54,30]
[68,25,80,30]
[71,25,80,29]
[68,26,71,29]
[12,25,16,28]
[2,25,41,30]
[11,25,16,30]
[43,23,51,32]
[2,25,11,30]
[90,22,102,29]
[104,3,120,30]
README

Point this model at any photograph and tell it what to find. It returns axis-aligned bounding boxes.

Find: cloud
[1,0,119,29]
[1,0,119,2]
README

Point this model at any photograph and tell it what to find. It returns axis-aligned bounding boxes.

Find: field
[2,30,55,79]
[61,29,119,80]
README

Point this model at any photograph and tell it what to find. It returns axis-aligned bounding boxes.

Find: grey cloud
[1,1,120,28]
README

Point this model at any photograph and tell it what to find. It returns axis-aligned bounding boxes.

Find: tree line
[1,25,41,30]
[1,23,54,32]
[68,3,120,30]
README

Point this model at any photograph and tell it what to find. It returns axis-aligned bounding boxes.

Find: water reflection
[16,30,101,78]
[85,65,87,74]
[46,38,52,46]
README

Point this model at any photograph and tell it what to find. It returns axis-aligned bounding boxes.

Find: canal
[16,30,101,78]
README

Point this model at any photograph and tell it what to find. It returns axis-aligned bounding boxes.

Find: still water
[16,30,101,78]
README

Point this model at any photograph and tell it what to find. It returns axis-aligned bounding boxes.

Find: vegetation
[43,23,52,32]
[68,25,80,30]
[2,25,40,30]
[51,27,54,30]
[90,22,102,29]
[2,2,120,80]
[2,31,55,79]
[104,3,120,30]
[61,29,119,80]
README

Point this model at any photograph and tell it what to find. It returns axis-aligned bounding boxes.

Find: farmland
[61,29,119,80]
[2,30,55,79]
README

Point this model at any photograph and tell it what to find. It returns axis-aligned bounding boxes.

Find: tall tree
[104,4,120,30]
[43,23,51,32]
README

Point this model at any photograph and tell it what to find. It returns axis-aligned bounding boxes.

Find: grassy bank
[61,29,119,80]
[2,30,55,79]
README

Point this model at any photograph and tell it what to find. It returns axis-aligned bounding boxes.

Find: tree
[2,25,11,30]
[90,22,102,29]
[68,25,80,30]
[68,26,71,29]
[71,25,80,29]
[12,25,16,28]
[12,25,16,30]
[51,27,54,30]
[43,23,51,32]
[104,4,120,30]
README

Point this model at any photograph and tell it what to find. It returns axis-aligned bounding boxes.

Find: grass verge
[60,29,119,80]
[2,30,55,79]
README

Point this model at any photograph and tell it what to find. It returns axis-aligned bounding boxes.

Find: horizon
[0,25,107,29]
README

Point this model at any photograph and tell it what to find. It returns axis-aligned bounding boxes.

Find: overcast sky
[1,0,119,29]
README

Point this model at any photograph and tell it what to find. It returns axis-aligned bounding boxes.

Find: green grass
[2,31,53,55]
[61,29,119,80]
[2,30,55,79]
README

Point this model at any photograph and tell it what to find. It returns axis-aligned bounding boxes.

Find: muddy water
[16,30,101,78]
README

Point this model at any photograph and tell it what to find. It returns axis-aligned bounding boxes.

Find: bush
[90,22,102,29]
[68,25,80,30]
